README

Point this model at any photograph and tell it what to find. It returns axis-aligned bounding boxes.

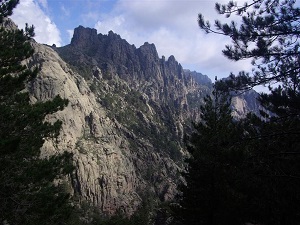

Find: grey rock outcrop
[0,17,18,30]
[20,24,261,217]
[54,27,262,215]
[184,69,212,87]
[231,90,261,119]
[53,26,211,213]
[58,26,210,123]
[25,41,142,215]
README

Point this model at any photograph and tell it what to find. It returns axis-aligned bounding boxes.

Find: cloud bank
[10,0,61,46]
[10,0,253,79]
[94,0,252,78]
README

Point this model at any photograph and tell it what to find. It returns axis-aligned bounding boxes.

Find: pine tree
[199,0,300,116]
[198,1,300,224]
[0,4,75,225]
[239,113,300,225]
[199,0,300,89]
[174,87,247,225]
[0,0,19,22]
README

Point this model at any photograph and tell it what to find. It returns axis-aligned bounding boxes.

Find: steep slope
[231,90,261,119]
[56,26,211,160]
[185,69,261,119]
[184,69,212,87]
[57,26,209,121]
[47,26,212,214]
[21,23,261,218]
[16,26,210,216]
[25,41,143,215]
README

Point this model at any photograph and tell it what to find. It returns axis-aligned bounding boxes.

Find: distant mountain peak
[11,19,264,218]
[71,25,98,48]
[184,69,212,86]
[107,30,122,39]
[138,42,159,60]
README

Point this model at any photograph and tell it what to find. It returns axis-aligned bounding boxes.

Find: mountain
[12,23,260,218]
[23,25,209,216]
[231,90,261,119]
[183,69,212,87]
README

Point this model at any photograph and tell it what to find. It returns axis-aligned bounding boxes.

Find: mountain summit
[21,24,260,217]
[51,26,213,214]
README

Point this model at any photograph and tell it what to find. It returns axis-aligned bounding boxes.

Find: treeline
[0,1,154,224]
[1,0,300,225]
[173,1,300,225]
[0,1,76,224]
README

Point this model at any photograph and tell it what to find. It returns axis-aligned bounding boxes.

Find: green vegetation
[0,2,75,224]
[174,89,247,225]
[6,0,300,224]
[0,0,18,22]
[86,73,184,163]
[74,64,93,81]
[62,197,154,225]
[174,1,300,225]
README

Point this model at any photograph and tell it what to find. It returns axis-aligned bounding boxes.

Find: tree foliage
[241,114,300,224]
[199,0,300,89]
[173,89,248,225]
[0,4,75,225]
[197,1,300,224]
[0,0,19,22]
[174,86,300,225]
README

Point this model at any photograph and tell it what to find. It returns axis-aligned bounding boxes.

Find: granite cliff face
[57,26,211,159]
[19,26,210,216]
[25,41,141,215]
[21,25,260,216]
[231,90,261,119]
[58,26,208,121]
[184,69,212,87]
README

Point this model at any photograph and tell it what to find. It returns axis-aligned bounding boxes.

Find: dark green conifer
[0,2,75,224]
[198,1,300,224]
[0,0,19,22]
[174,87,247,225]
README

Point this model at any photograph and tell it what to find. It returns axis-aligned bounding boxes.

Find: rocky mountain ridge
[183,69,212,87]
[17,23,261,217]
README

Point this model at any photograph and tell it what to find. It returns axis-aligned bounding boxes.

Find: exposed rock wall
[25,41,142,215]
[27,26,206,215]
[57,26,210,141]
[22,25,260,216]
[231,90,261,119]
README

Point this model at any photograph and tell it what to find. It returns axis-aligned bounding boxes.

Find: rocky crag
[231,90,261,119]
[184,69,212,88]
[21,24,260,217]
[55,27,210,213]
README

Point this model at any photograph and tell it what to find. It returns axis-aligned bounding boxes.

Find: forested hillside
[174,1,300,224]
[1,0,299,225]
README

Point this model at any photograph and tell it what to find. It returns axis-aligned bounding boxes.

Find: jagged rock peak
[138,42,159,61]
[107,30,122,39]
[165,55,183,74]
[140,42,156,52]
[68,25,185,69]
[71,25,98,47]
[168,55,176,62]
[71,26,125,47]
[184,69,212,86]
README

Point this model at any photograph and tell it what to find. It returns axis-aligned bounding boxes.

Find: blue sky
[10,0,253,82]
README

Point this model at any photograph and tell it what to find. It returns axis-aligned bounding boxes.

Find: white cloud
[61,5,70,17]
[10,0,254,79]
[10,0,62,46]
[81,11,102,24]
[95,15,126,36]
[93,0,252,79]
[67,29,74,43]
[37,0,48,10]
